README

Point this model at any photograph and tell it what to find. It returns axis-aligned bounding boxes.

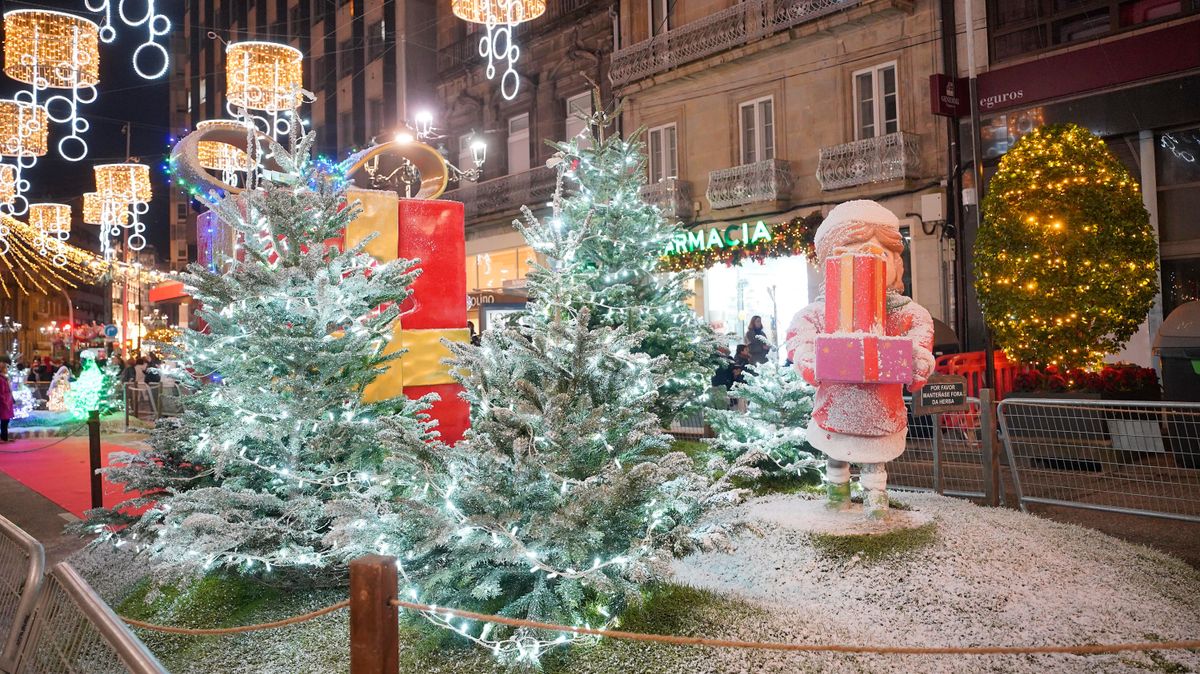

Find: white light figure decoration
[94,163,152,257]
[2,10,102,162]
[27,202,71,267]
[0,98,49,219]
[451,0,546,101]
[83,0,170,80]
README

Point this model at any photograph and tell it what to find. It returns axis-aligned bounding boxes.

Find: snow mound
[669,492,1200,673]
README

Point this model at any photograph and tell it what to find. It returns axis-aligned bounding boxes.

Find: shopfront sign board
[913,374,969,416]
[666,220,773,255]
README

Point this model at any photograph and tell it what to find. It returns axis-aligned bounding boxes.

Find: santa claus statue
[786,200,935,518]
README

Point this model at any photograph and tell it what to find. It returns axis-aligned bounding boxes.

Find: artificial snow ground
[80,492,1200,673]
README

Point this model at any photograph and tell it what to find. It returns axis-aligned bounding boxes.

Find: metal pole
[932,412,944,495]
[962,0,995,388]
[979,388,1001,506]
[61,288,74,363]
[88,409,102,510]
[939,0,966,343]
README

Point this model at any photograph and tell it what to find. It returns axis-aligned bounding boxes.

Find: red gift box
[823,251,887,335]
[814,334,913,384]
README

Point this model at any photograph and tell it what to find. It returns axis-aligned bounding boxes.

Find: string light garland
[452,0,544,101]
[659,213,822,272]
[974,123,1159,370]
[83,0,170,80]
[2,9,102,162]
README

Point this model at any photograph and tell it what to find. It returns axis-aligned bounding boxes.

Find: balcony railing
[815,131,921,191]
[442,166,558,222]
[640,177,694,220]
[706,159,794,210]
[611,0,860,86]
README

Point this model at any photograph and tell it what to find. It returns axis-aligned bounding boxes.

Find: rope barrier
[388,598,1200,656]
[121,599,349,635]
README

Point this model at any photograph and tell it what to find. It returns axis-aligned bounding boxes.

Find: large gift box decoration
[334,188,471,443]
[814,251,913,384]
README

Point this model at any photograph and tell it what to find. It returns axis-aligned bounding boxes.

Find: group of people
[712,315,774,390]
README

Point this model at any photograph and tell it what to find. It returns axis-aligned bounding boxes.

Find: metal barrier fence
[998,398,1200,523]
[0,516,44,673]
[13,563,167,674]
[122,382,186,427]
[888,397,997,501]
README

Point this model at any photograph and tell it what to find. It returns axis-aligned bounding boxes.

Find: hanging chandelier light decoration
[452,0,545,101]
[82,0,170,80]
[28,202,71,266]
[0,98,50,217]
[2,9,101,162]
[195,120,253,187]
[224,41,308,140]
[82,190,129,227]
[0,164,14,255]
[94,162,151,256]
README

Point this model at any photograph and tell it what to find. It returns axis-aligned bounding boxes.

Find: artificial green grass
[808,521,938,563]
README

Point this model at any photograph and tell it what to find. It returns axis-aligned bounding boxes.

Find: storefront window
[466,246,536,292]
[703,255,810,360]
[1157,126,1200,316]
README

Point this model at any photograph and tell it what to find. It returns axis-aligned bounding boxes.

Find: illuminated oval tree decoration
[975,123,1158,370]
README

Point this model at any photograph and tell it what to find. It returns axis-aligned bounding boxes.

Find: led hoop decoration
[452,0,544,101]
[342,139,450,200]
[2,10,101,163]
[224,41,306,139]
[196,120,253,187]
[83,0,170,80]
[170,122,285,198]
[28,202,71,266]
[0,99,49,217]
[94,163,151,254]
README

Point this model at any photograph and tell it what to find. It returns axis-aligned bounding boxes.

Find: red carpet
[0,435,144,517]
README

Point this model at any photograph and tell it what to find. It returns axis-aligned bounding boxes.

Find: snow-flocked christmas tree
[546,95,719,422]
[86,133,442,576]
[706,359,822,491]
[434,105,706,663]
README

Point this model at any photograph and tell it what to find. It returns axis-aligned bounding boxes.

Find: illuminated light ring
[480,22,521,101]
[83,0,170,80]
[171,122,285,197]
[342,139,450,200]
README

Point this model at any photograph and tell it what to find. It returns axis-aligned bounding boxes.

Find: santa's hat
[814,200,900,264]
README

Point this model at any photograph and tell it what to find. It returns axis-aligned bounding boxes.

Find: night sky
[0,0,181,261]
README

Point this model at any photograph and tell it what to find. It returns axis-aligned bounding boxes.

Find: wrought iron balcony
[611,0,861,86]
[640,177,694,220]
[815,131,921,191]
[442,166,558,222]
[706,159,794,211]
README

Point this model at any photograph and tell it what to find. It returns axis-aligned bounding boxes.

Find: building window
[738,96,774,165]
[458,132,477,173]
[565,92,591,142]
[198,77,207,105]
[338,38,355,78]
[507,113,530,174]
[1156,126,1200,316]
[648,0,670,36]
[288,5,303,37]
[176,203,189,222]
[368,21,386,61]
[987,0,1198,62]
[368,99,384,135]
[647,123,677,184]
[853,62,898,140]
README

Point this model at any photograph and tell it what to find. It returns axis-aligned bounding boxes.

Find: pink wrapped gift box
[814,334,914,384]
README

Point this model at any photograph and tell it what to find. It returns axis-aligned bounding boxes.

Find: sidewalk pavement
[0,469,87,566]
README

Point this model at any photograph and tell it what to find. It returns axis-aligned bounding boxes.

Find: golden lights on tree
[974,123,1159,370]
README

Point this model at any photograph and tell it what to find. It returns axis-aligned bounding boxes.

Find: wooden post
[979,388,1001,507]
[350,554,399,674]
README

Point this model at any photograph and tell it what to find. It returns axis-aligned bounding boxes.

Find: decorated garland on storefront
[660,212,822,272]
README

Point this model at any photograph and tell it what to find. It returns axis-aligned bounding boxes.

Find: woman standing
[744,315,772,365]
[0,360,15,442]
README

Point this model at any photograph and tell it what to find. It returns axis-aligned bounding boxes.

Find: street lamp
[0,315,22,359]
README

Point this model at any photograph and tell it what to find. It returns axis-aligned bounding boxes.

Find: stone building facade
[611,0,956,349]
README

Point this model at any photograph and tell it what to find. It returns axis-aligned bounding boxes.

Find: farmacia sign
[665,220,773,255]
